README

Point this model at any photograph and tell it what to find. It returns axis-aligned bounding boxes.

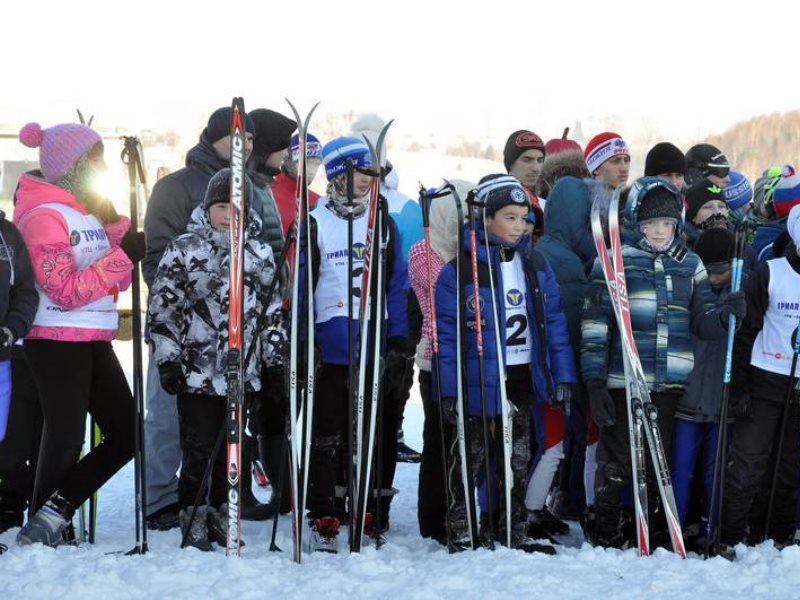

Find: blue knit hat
[321,136,371,181]
[290,133,322,163]
[724,171,753,210]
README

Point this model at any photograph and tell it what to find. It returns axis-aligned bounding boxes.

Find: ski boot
[526,511,559,545]
[309,516,340,553]
[17,493,74,548]
[179,506,213,552]
[513,519,557,555]
[207,503,245,548]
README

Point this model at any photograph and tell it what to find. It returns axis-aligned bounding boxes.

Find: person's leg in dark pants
[593,389,631,543]
[721,397,786,546]
[417,368,446,541]
[307,364,348,519]
[0,349,43,530]
[176,393,227,509]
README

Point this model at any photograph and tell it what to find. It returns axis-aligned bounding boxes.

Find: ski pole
[764,318,800,540]
[121,135,148,555]
[705,224,746,558]
[419,183,455,551]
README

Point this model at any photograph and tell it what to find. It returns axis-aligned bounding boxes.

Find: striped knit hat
[19,122,102,183]
[321,136,372,181]
[584,132,629,174]
[476,174,531,218]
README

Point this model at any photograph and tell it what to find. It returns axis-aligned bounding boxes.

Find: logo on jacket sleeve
[70,230,81,246]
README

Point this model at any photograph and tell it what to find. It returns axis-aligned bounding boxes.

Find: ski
[478,200,513,550]
[225,97,247,557]
[446,181,478,550]
[352,122,393,552]
[465,191,496,550]
[284,99,320,562]
[590,189,686,558]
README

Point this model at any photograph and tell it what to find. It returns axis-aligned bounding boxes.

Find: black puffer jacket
[143,136,268,286]
[0,212,38,358]
[251,170,286,259]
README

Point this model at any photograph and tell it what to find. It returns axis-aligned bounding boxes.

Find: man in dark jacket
[0,208,41,532]
[142,107,257,529]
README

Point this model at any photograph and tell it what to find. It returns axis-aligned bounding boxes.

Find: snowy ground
[3,342,800,599]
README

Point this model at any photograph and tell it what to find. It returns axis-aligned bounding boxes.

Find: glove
[552,383,572,417]
[729,393,752,422]
[83,193,120,224]
[383,337,408,399]
[0,327,14,348]
[439,396,458,426]
[720,290,747,323]
[158,362,185,395]
[120,229,146,264]
[586,379,615,427]
[261,365,287,406]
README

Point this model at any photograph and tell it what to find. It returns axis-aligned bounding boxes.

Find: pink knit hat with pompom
[19,122,102,182]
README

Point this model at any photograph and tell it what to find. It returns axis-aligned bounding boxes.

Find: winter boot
[309,516,340,553]
[548,489,581,522]
[207,503,245,548]
[478,511,501,548]
[540,506,570,536]
[17,493,74,547]
[396,429,421,463]
[179,506,213,552]
[581,504,596,542]
[146,502,181,531]
[717,543,736,561]
[513,520,557,555]
[259,434,291,515]
[241,435,274,521]
[526,511,559,545]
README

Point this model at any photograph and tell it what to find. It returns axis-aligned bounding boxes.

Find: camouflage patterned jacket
[148,205,284,395]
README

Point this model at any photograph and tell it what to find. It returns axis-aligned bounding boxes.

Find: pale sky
[3,0,798,145]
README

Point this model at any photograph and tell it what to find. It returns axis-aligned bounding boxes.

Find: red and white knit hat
[584,131,629,174]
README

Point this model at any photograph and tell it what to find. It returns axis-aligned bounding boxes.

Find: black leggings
[25,340,135,510]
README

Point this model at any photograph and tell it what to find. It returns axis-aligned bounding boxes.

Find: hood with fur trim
[537,150,591,199]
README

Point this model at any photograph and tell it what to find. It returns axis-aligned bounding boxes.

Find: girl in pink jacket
[14,121,146,548]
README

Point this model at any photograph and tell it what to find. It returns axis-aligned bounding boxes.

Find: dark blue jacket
[0,213,37,358]
[435,226,576,417]
[753,221,786,262]
[535,177,605,355]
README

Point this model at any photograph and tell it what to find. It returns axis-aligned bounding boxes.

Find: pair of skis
[350,122,393,552]
[589,190,686,558]
[419,182,477,552]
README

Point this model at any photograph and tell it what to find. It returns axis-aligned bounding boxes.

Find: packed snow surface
[2,342,800,599]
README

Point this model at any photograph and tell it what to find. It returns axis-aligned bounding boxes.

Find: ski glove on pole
[719,290,747,324]
[120,229,147,264]
[552,384,572,416]
[158,362,186,395]
[586,379,615,427]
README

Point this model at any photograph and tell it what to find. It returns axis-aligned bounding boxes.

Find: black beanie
[203,107,256,144]
[249,109,297,158]
[203,168,253,211]
[685,143,729,186]
[695,228,733,266]
[644,142,686,177]
[638,186,682,222]
[503,130,545,172]
[685,179,725,223]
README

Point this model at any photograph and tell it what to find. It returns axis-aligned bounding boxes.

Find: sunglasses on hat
[705,165,730,179]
